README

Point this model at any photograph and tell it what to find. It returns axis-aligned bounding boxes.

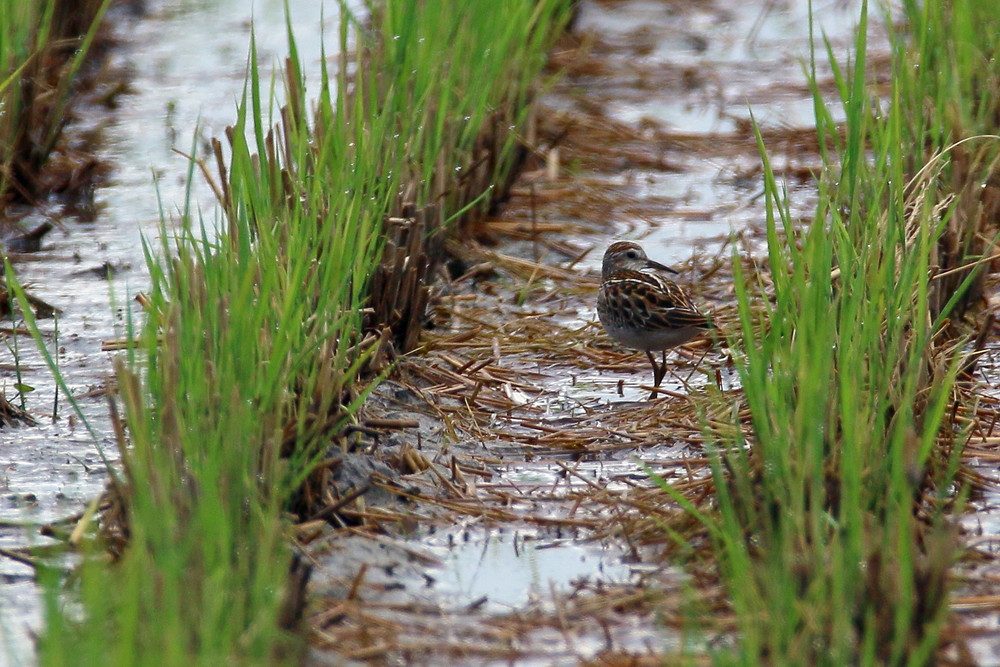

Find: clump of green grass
[0,0,111,205]
[888,0,1000,319]
[683,1,1000,663]
[22,2,570,666]
[0,0,49,199]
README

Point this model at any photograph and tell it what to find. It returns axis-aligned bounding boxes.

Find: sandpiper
[597,241,711,397]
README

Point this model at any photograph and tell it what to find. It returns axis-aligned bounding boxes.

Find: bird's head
[602,241,677,279]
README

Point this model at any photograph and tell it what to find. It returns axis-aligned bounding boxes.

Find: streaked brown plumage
[597,241,711,396]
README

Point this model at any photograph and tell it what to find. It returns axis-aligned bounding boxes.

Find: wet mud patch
[302,368,715,663]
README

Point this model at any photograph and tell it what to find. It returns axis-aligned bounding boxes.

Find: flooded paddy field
[2,0,1000,664]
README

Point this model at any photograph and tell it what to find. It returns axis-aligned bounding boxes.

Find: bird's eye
[626,250,638,259]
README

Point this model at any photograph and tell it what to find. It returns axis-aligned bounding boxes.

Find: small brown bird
[597,241,711,396]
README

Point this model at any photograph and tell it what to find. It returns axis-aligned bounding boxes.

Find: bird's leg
[645,351,659,385]
[651,351,667,387]
[646,351,666,400]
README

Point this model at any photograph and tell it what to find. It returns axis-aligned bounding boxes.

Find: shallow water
[430,526,632,610]
[562,0,871,271]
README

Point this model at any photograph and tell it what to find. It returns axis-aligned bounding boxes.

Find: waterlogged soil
[3,0,1000,665]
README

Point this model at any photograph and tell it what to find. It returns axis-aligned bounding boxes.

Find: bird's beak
[645,258,679,275]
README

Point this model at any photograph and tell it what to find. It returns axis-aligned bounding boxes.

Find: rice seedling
[685,1,1000,663]
[0,0,111,205]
